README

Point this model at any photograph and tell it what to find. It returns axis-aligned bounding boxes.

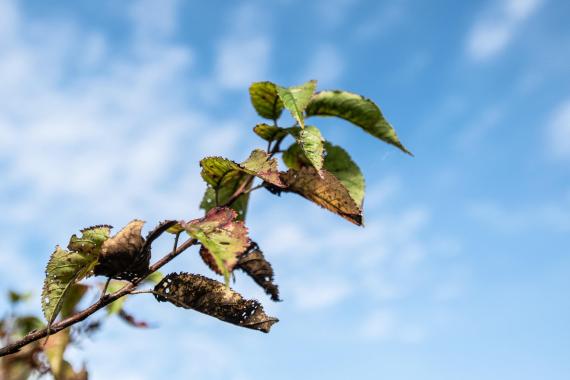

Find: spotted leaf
[154,272,278,333]
[249,81,283,120]
[276,80,317,128]
[237,242,280,301]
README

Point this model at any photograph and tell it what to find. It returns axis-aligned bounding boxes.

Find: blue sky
[0,0,569,379]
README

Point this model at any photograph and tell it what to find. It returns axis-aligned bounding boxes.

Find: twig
[0,237,197,357]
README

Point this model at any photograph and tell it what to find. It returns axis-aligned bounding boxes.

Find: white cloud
[546,99,570,160]
[359,309,426,343]
[290,277,352,310]
[466,0,543,61]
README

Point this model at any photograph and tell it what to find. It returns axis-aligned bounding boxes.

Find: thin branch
[0,237,197,357]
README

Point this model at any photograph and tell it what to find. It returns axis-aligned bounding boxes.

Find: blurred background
[0,0,569,379]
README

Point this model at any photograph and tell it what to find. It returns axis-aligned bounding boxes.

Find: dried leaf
[249,81,283,120]
[276,80,317,128]
[323,142,365,207]
[182,207,250,284]
[281,167,363,226]
[306,90,412,155]
[237,242,280,301]
[67,225,112,256]
[93,220,148,280]
[154,273,278,333]
[117,309,150,329]
[42,246,98,324]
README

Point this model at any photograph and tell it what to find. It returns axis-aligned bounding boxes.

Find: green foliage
[276,80,317,128]
[3,77,411,365]
[42,246,98,325]
[306,90,412,155]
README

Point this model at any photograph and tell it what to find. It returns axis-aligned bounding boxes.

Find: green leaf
[8,290,32,304]
[67,225,112,256]
[281,167,363,226]
[182,207,250,285]
[293,126,324,172]
[59,284,88,318]
[276,80,317,128]
[105,280,128,315]
[306,90,412,155]
[42,246,98,324]
[323,142,365,207]
[282,142,310,170]
[253,123,289,142]
[249,81,283,120]
[154,273,278,333]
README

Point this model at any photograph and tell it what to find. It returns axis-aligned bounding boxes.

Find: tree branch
[0,237,197,357]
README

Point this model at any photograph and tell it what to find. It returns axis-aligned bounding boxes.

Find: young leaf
[240,149,285,187]
[281,167,363,226]
[305,90,412,155]
[154,273,278,333]
[42,246,98,324]
[323,142,365,207]
[253,123,289,142]
[249,81,283,120]
[182,207,250,284]
[237,242,280,301]
[276,80,317,128]
[296,126,324,172]
[93,220,148,280]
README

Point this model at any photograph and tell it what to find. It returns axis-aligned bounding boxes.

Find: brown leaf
[117,309,150,329]
[237,242,280,301]
[154,273,278,333]
[281,167,363,226]
[199,245,222,275]
[94,220,148,280]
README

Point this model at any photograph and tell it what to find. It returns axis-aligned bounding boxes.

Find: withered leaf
[154,273,278,333]
[237,242,280,301]
[281,167,363,226]
[239,149,285,187]
[94,220,148,280]
[182,207,250,284]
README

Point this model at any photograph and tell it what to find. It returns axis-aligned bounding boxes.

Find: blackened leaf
[199,245,222,275]
[281,167,363,226]
[117,309,150,328]
[183,207,250,284]
[276,80,317,128]
[323,142,365,207]
[240,149,285,187]
[305,90,412,155]
[253,123,289,142]
[154,272,278,333]
[249,81,283,120]
[42,246,98,324]
[94,220,148,280]
[237,242,280,301]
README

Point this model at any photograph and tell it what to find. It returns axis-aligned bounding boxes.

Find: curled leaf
[253,123,289,142]
[306,90,412,155]
[67,225,111,256]
[94,220,148,280]
[42,246,98,324]
[276,80,317,128]
[240,149,285,187]
[249,81,283,120]
[237,242,280,301]
[154,273,278,333]
[281,167,363,226]
[295,126,324,172]
[183,207,250,284]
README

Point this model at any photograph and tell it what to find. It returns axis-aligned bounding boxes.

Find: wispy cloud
[546,99,570,160]
[466,0,543,61]
[303,44,345,87]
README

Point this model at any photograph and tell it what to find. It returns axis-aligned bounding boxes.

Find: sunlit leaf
[93,220,148,280]
[240,149,285,187]
[276,80,317,128]
[42,246,98,324]
[59,284,88,319]
[237,242,280,301]
[281,167,363,225]
[154,272,278,333]
[182,207,250,284]
[67,225,112,256]
[306,90,412,155]
[105,280,128,315]
[249,81,283,120]
[293,126,324,172]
